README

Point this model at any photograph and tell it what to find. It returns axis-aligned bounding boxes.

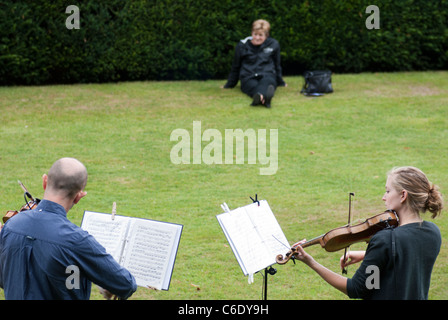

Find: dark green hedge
[1,0,447,85]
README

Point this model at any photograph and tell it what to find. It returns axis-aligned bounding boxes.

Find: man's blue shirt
[0,200,137,300]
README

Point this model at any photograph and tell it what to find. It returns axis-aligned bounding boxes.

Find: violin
[275,210,399,265]
[3,181,41,224]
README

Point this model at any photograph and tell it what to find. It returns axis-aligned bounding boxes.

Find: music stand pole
[263,266,277,300]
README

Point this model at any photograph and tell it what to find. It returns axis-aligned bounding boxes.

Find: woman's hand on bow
[340,250,365,271]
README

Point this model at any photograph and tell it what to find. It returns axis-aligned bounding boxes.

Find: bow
[341,192,354,274]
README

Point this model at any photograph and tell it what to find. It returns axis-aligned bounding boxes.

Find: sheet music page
[120,218,182,290]
[217,205,276,276]
[80,211,130,263]
[245,200,290,259]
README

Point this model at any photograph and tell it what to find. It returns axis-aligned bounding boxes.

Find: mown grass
[1,71,447,300]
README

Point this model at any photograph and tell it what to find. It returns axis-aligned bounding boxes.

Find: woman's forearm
[306,258,348,295]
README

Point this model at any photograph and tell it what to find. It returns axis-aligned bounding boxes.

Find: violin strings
[272,234,290,250]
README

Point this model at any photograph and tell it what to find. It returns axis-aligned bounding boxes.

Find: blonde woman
[223,19,286,108]
[293,166,443,299]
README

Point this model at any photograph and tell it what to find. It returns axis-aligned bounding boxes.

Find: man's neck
[43,194,72,213]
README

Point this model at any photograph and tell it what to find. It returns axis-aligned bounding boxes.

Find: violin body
[3,200,40,224]
[276,210,399,265]
[316,210,399,252]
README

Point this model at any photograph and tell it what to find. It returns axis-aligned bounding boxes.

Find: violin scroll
[275,237,324,265]
[276,247,298,265]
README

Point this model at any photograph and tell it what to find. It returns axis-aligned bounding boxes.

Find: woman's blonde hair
[252,19,270,36]
[388,166,443,218]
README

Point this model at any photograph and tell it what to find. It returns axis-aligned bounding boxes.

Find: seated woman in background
[223,19,286,108]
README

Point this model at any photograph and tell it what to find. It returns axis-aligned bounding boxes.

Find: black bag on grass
[300,70,333,96]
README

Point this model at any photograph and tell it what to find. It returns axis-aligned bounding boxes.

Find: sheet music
[80,211,183,291]
[81,211,129,263]
[245,201,290,258]
[217,200,289,276]
[218,207,273,275]
[121,219,182,290]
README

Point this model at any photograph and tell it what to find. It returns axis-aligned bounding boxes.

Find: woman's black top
[224,36,286,88]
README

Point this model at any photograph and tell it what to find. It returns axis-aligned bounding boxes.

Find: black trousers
[240,75,277,98]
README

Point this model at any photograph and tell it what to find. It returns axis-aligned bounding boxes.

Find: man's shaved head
[46,158,88,199]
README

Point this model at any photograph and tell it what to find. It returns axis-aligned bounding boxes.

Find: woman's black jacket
[224,36,286,88]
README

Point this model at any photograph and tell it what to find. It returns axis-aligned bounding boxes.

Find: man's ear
[73,190,87,204]
[42,174,48,190]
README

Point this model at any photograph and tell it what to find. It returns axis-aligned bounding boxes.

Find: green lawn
[1,71,447,300]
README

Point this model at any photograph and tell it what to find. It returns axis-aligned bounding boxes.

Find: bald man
[0,158,137,300]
